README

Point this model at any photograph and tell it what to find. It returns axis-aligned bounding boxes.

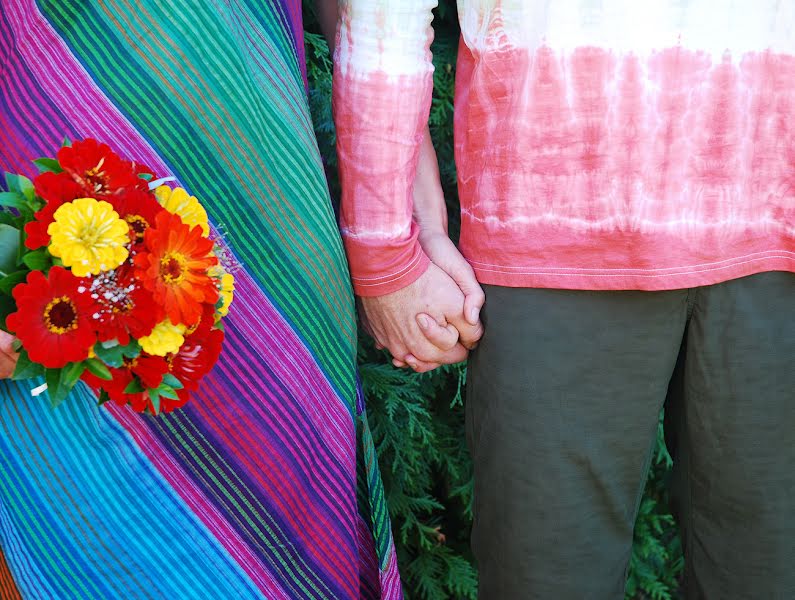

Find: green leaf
[0,224,21,277]
[148,389,161,414]
[0,294,15,331]
[161,373,184,390]
[12,349,44,381]
[61,361,86,388]
[0,271,28,295]
[17,175,34,202]
[0,192,26,210]
[32,158,63,174]
[85,358,113,380]
[120,339,141,359]
[156,384,179,400]
[137,172,153,181]
[123,378,145,394]
[22,249,51,271]
[93,342,125,368]
[4,173,20,194]
[45,367,70,408]
[62,137,72,148]
[0,211,19,227]
[97,389,111,406]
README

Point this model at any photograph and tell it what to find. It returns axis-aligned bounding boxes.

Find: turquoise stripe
[0,499,61,599]
[0,381,263,599]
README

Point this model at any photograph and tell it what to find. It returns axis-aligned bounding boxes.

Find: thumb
[446,256,485,326]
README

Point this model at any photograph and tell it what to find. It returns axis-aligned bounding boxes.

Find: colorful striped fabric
[0,1,401,598]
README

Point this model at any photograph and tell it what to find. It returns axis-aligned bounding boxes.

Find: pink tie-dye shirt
[333,1,795,295]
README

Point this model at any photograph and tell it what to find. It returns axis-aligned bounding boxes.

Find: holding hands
[360,239,484,372]
[358,130,485,373]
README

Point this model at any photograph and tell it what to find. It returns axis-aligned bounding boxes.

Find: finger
[403,354,441,373]
[410,340,469,366]
[0,356,17,379]
[444,256,484,325]
[392,358,408,368]
[416,313,458,351]
[457,320,484,350]
[463,287,486,326]
[0,331,16,354]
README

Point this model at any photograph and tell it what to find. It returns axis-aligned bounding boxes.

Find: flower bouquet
[0,139,234,414]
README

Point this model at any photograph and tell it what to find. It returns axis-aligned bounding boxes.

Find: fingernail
[468,308,479,324]
[418,315,429,330]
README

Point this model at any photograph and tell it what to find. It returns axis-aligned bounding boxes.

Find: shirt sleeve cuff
[343,222,430,297]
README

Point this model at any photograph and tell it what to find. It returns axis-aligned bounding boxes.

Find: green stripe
[39,0,357,407]
[157,413,330,600]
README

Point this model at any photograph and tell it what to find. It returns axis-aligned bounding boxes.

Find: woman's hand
[0,330,19,379]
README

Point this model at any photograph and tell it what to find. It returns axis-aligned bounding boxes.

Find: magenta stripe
[230,271,355,458]
[206,341,356,532]
[191,360,358,593]
[108,404,288,598]
[379,545,402,600]
[202,356,358,559]
[0,110,34,175]
[187,386,356,588]
[6,0,173,176]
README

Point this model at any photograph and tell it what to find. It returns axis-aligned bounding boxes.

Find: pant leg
[669,271,795,600]
[467,285,688,599]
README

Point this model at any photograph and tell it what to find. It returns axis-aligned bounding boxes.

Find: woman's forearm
[315,0,338,53]
[413,125,448,236]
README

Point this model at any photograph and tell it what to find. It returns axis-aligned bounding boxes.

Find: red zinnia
[81,265,161,345]
[83,353,169,412]
[58,138,144,197]
[108,188,166,249]
[135,211,218,326]
[6,267,98,368]
[24,171,82,249]
[168,307,224,392]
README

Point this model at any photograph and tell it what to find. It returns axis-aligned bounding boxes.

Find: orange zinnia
[134,211,218,327]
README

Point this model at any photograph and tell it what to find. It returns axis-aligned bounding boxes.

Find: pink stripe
[6,0,174,176]
[207,328,356,528]
[108,404,288,598]
[0,110,33,175]
[379,545,403,600]
[191,361,358,595]
[231,271,356,461]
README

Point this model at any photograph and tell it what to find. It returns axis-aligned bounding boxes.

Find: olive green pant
[466,272,795,599]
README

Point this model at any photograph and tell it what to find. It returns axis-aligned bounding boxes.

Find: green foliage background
[302,2,683,598]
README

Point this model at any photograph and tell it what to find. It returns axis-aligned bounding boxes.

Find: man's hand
[0,331,19,379]
[360,262,474,372]
[418,230,485,331]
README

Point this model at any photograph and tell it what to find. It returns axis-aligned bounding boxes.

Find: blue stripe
[0,380,263,599]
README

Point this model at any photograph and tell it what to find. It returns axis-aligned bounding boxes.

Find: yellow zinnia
[138,320,187,356]
[208,264,235,318]
[155,186,210,236]
[47,198,130,277]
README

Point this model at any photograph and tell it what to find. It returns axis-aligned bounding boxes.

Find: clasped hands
[359,230,485,373]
